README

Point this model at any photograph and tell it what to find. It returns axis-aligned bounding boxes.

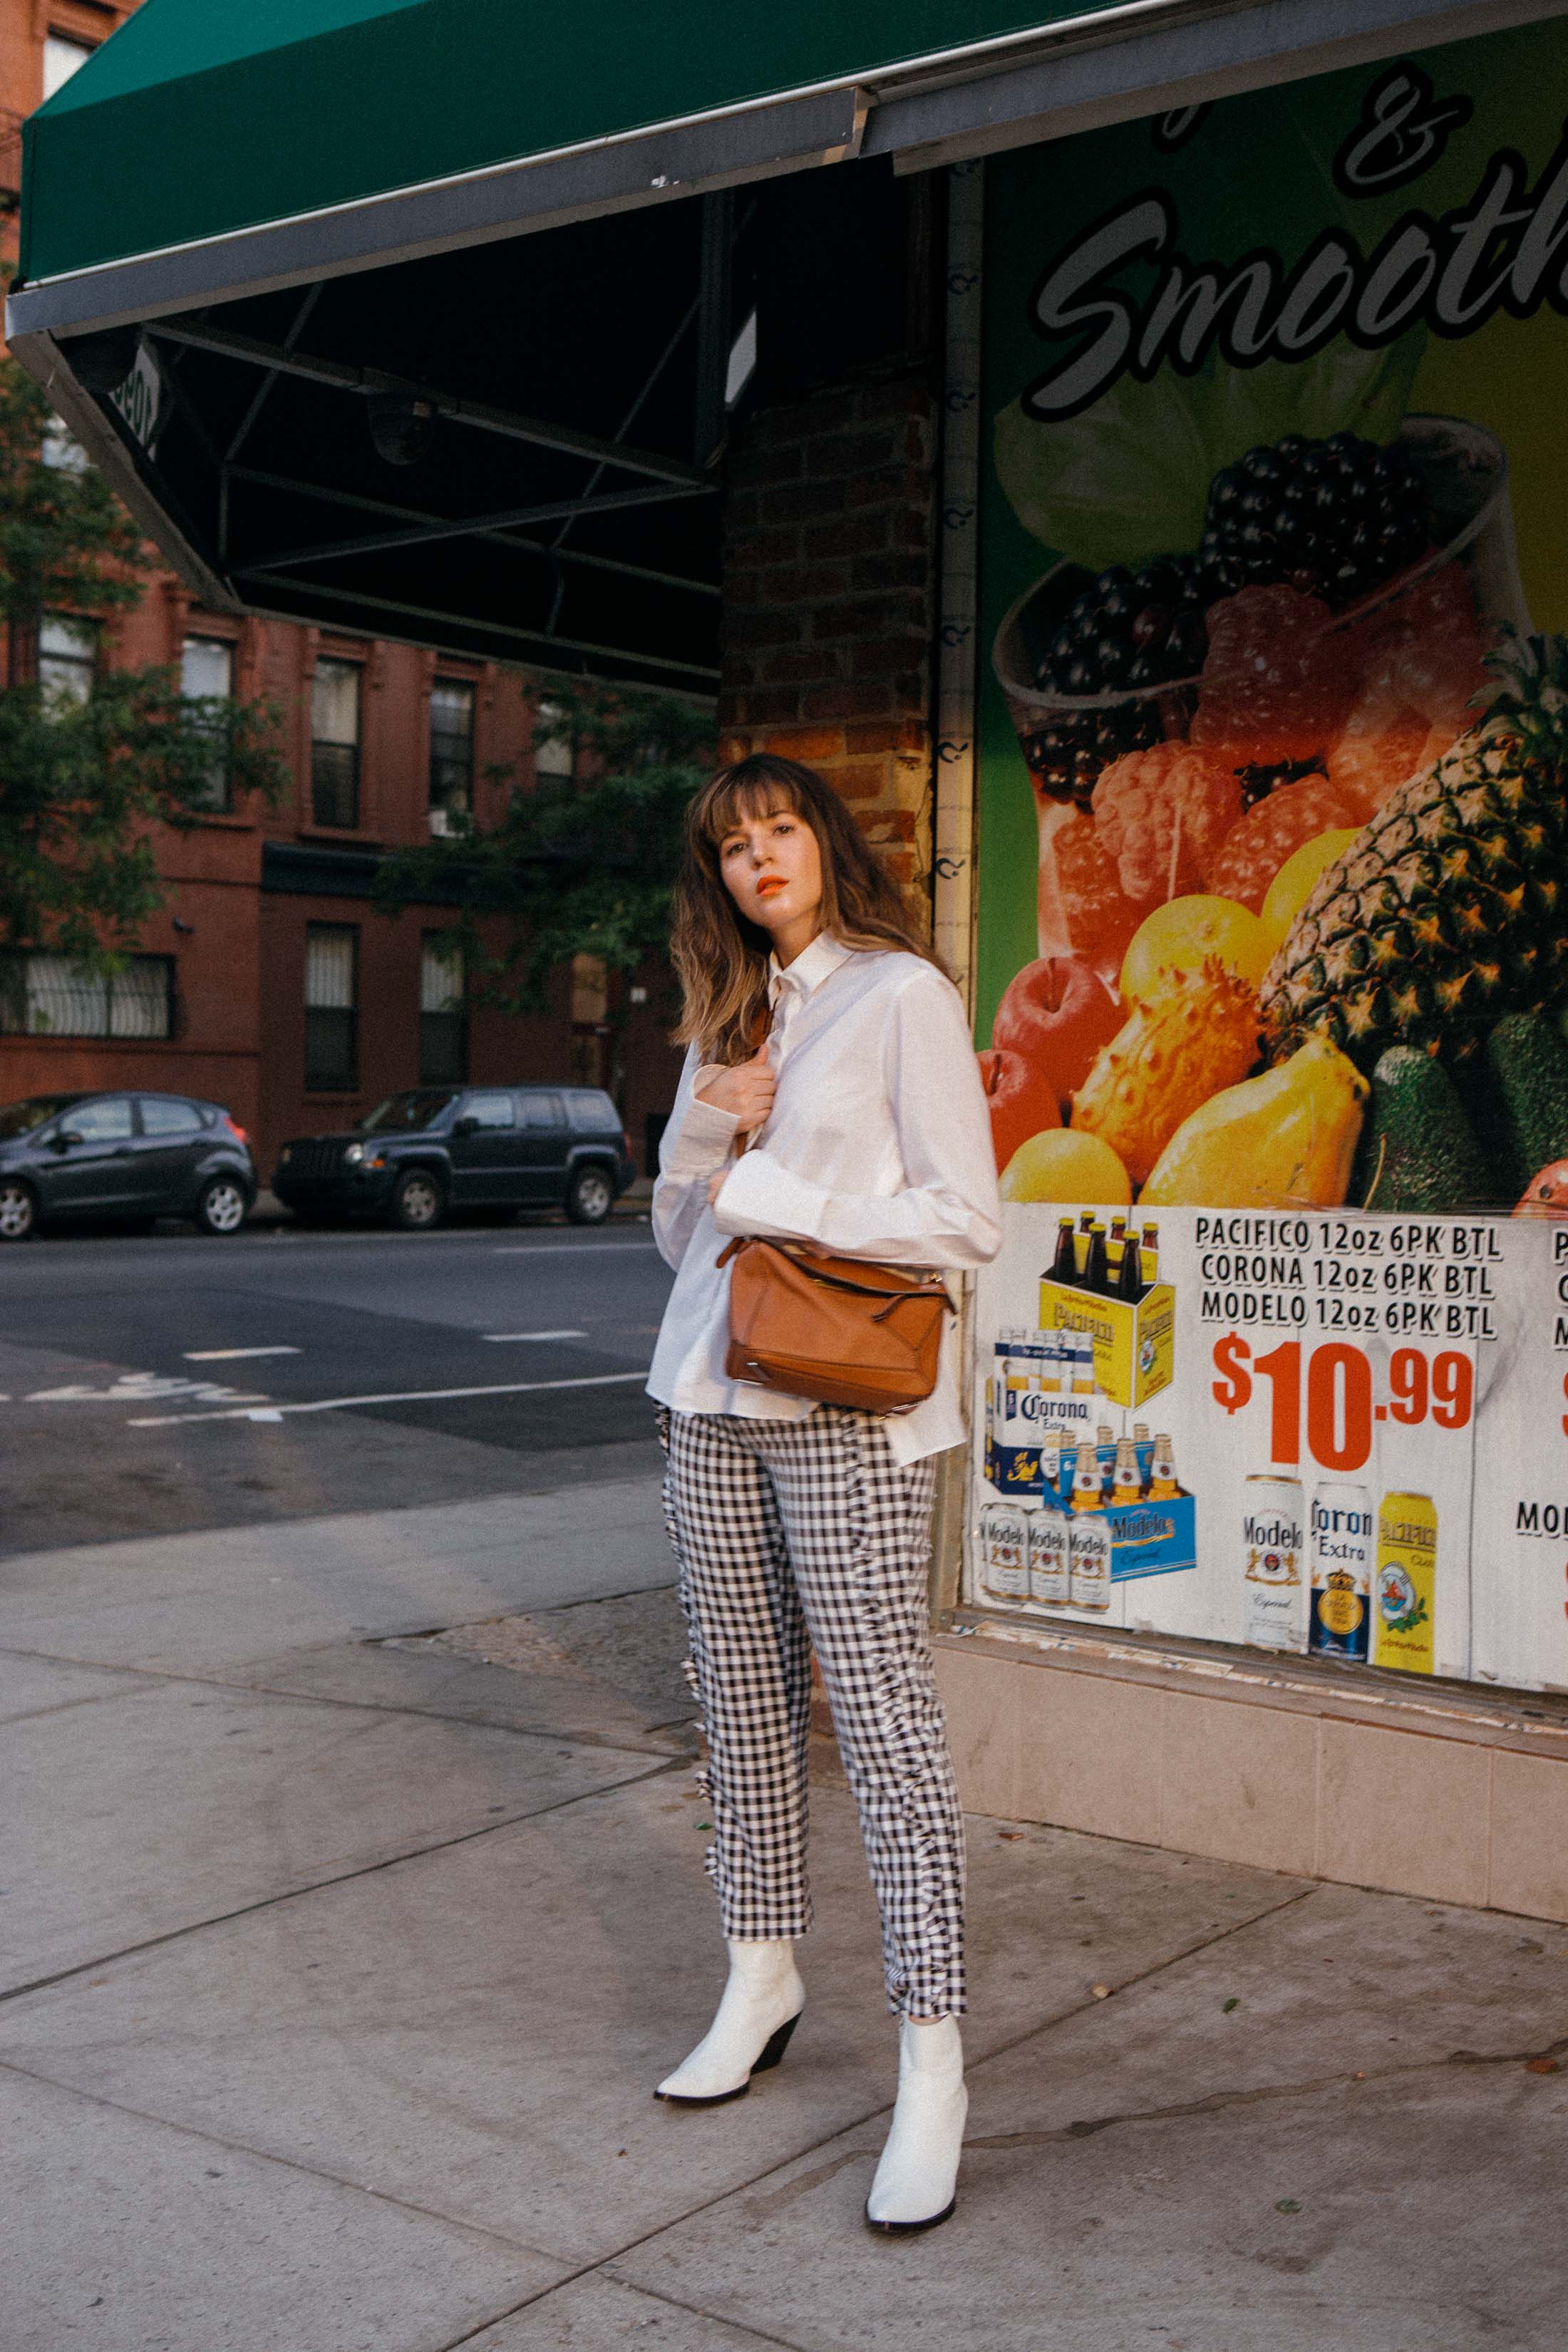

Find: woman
[647,753,1001,2233]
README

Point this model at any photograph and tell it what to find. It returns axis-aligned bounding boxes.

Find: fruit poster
[966,19,1568,1691]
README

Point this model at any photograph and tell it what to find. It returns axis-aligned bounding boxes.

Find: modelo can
[1029,1504,1071,1607]
[976,1499,1029,1605]
[1068,1514,1113,1611]
[1309,1482,1372,1661]
[1242,1474,1306,1653]
[1373,1491,1437,1674]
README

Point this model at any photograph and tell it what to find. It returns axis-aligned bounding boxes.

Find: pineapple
[1261,633,1568,1069]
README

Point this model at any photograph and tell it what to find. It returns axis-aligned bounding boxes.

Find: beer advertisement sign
[967,19,1568,1692]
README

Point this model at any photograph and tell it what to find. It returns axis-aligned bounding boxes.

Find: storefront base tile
[935,1626,1568,1922]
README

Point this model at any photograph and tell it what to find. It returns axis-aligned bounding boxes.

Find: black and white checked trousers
[659,1405,966,2018]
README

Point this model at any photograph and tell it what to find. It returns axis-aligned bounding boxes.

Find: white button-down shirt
[647,934,1001,1464]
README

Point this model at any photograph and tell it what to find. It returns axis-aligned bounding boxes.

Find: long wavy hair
[671,754,944,1064]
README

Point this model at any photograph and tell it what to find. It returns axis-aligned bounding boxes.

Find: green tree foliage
[0,358,285,962]
[374,678,716,1018]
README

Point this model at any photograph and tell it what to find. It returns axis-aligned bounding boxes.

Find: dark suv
[273,1084,636,1230]
[0,1092,257,1242]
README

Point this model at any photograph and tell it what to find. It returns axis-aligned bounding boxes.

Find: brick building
[0,0,689,1177]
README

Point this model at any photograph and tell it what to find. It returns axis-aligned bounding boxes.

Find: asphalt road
[0,1214,674,1557]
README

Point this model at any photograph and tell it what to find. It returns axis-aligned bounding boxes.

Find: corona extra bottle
[1110,1438,1142,1507]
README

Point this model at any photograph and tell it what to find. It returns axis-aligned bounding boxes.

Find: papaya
[1480,1013,1568,1201]
[1141,1036,1367,1209]
[1353,1047,1497,1212]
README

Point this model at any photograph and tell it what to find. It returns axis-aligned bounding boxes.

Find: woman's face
[716,798,824,961]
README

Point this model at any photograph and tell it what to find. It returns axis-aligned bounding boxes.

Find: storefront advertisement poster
[969,21,1568,1692]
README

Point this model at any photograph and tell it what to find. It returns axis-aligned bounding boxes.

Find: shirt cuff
[711,1147,830,1242]
[662,1085,740,1180]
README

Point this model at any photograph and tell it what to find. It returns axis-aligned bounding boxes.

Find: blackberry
[1202,433,1429,612]
[1032,555,1229,700]
[1021,700,1162,812]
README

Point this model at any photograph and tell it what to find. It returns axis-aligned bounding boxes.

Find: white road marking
[483,1329,587,1343]
[492,1242,661,1256]
[183,1345,301,1361]
[246,1410,285,1423]
[127,1367,652,1428]
[28,1373,269,1406]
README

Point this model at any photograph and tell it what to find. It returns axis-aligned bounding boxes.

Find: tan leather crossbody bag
[716,1236,952,1414]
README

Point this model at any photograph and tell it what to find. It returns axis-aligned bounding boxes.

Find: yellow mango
[1141,1036,1368,1208]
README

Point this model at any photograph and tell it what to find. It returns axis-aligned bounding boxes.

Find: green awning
[9,0,1541,686]
[17,0,1095,304]
[15,0,1542,339]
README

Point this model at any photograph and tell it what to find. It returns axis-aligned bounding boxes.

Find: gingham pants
[659,1405,966,2017]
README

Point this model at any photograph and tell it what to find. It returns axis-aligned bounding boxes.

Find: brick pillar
[718,372,940,1744]
[717,372,937,903]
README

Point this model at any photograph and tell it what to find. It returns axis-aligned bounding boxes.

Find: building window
[419,933,466,1084]
[428,679,474,835]
[535,698,575,780]
[310,657,361,828]
[181,634,234,813]
[42,33,93,98]
[304,925,357,1090]
[0,952,172,1038]
[38,614,97,710]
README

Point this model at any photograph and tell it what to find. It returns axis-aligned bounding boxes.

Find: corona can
[1373,1491,1437,1674]
[1309,1482,1372,1661]
[1242,1474,1306,1652]
[976,1499,1029,1605]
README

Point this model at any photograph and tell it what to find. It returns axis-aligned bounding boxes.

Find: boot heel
[751,2009,803,2075]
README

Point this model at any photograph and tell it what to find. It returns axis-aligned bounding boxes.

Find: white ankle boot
[865,2015,967,2232]
[655,1939,805,2106]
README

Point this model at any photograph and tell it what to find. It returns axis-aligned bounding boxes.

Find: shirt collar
[768,932,852,1003]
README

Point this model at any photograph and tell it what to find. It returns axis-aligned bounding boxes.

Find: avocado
[1482,1011,1568,1200]
[1353,1047,1497,1212]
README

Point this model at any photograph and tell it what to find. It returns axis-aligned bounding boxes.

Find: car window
[566,1090,617,1133]
[461,1090,515,1130]
[361,1089,458,1133]
[518,1093,565,1130]
[65,1097,134,1142]
[0,1095,75,1140]
[140,1098,202,1136]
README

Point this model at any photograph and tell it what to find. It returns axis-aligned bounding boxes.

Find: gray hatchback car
[0,1092,257,1241]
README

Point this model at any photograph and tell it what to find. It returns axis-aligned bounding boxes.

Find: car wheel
[565,1164,614,1225]
[390,1168,445,1231]
[195,1176,249,1236]
[0,1178,36,1242]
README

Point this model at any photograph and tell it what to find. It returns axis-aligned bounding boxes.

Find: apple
[978,1048,1061,1175]
[1515,1160,1568,1217]
[991,955,1123,1113]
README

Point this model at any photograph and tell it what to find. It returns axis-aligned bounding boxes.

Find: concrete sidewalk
[6,1478,1567,2350]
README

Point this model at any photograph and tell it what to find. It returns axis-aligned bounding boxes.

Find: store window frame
[304,922,359,1093]
[309,656,362,830]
